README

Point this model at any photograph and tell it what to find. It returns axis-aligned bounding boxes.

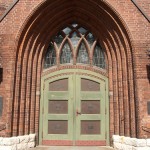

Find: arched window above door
[77,42,89,64]
[44,23,106,69]
[60,42,73,64]
[44,43,56,68]
[93,44,106,69]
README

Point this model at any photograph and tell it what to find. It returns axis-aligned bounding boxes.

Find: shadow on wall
[147,65,150,83]
[146,49,150,83]
[0,68,3,83]
[0,96,2,117]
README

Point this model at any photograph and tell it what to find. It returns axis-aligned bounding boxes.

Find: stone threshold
[30,146,114,150]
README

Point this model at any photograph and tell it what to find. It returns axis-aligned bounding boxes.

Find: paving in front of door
[29,146,114,150]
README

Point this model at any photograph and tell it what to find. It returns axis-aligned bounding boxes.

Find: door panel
[81,100,100,114]
[41,72,108,146]
[49,78,68,91]
[48,100,68,114]
[75,75,106,145]
[48,120,68,134]
[43,76,74,144]
[81,120,100,134]
[81,78,100,91]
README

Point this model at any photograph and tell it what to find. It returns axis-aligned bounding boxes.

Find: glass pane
[86,33,95,47]
[53,33,64,47]
[70,32,80,48]
[77,42,89,64]
[60,42,73,64]
[93,45,105,69]
[44,43,56,68]
[72,23,78,27]
[78,27,87,35]
[63,27,72,35]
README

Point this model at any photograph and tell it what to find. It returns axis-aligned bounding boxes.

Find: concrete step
[29,146,114,150]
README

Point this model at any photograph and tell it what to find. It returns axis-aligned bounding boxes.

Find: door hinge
[105,107,107,114]
[105,131,107,139]
[42,131,43,138]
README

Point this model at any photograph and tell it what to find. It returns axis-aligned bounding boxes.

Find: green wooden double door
[40,69,109,146]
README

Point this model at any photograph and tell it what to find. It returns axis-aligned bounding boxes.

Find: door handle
[76,109,82,116]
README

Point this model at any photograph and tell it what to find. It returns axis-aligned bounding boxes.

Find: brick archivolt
[10,0,136,142]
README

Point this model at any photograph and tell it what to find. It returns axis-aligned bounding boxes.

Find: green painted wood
[43,76,74,141]
[40,69,109,145]
[75,75,106,141]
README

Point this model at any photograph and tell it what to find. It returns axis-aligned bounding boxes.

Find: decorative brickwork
[0,0,149,146]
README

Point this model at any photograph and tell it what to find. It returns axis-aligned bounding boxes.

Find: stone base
[0,134,36,150]
[113,135,150,150]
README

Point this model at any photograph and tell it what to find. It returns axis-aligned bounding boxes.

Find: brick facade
[0,0,149,145]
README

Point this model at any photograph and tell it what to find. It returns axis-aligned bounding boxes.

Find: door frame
[39,68,109,145]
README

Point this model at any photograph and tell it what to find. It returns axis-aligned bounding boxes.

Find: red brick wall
[107,0,150,138]
[136,0,150,18]
[0,0,149,143]
[0,6,6,17]
[0,0,14,17]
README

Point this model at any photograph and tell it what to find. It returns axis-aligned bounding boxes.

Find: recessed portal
[40,69,109,146]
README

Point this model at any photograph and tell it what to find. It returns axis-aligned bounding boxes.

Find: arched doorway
[10,0,136,147]
[40,23,109,146]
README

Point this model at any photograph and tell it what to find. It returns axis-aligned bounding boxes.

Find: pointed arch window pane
[63,27,72,35]
[70,32,80,48]
[60,42,73,64]
[53,33,64,47]
[44,43,56,68]
[93,45,105,69]
[70,32,80,38]
[77,42,89,64]
[78,27,87,35]
[86,33,95,47]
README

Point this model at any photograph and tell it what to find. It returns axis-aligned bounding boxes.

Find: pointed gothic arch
[8,0,138,145]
